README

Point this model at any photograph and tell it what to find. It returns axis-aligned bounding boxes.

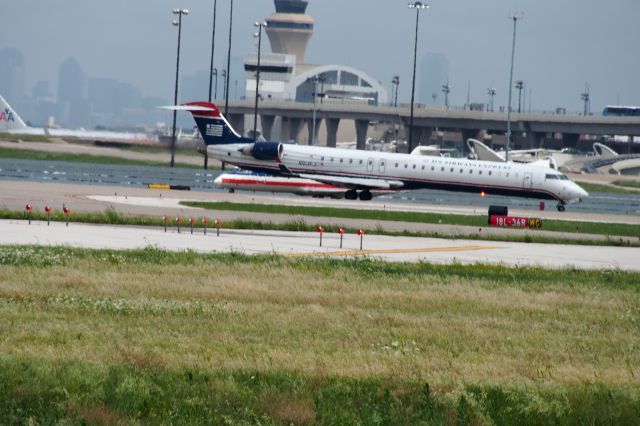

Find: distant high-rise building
[181,70,209,104]
[87,77,140,126]
[57,57,87,126]
[419,53,449,105]
[32,80,51,100]
[0,48,25,106]
[265,0,314,64]
[88,78,119,115]
[57,57,86,103]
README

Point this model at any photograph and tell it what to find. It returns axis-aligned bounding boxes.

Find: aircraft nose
[213,175,223,186]
[574,183,589,201]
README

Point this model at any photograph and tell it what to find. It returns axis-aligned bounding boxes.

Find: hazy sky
[3,0,640,112]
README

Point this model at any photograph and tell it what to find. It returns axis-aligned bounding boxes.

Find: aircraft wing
[297,173,404,190]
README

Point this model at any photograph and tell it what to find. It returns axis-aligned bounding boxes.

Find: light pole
[224,0,234,117]
[407,2,429,151]
[170,8,188,168]
[392,75,400,107]
[307,75,324,146]
[581,82,591,116]
[466,80,470,110]
[204,0,217,170]
[212,68,219,99]
[252,22,267,141]
[208,1,217,102]
[441,81,451,109]
[515,80,524,113]
[221,69,227,99]
[487,88,496,112]
[505,13,523,162]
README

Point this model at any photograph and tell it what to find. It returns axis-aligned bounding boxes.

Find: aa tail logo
[0,108,14,122]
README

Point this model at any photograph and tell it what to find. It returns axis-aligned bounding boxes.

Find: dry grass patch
[1,247,639,387]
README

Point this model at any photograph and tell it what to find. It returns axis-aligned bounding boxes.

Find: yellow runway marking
[284,245,498,258]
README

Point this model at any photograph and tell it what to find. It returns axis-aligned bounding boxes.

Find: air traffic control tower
[265,0,314,65]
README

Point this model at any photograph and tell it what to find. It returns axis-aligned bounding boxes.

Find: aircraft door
[367,158,374,172]
[523,172,533,189]
[378,159,386,174]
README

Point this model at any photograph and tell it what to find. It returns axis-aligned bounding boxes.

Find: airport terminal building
[243,0,387,142]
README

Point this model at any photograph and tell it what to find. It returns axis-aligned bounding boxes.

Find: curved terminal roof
[290,64,388,105]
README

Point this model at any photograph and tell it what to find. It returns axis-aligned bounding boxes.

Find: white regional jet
[166,102,588,211]
[0,95,153,143]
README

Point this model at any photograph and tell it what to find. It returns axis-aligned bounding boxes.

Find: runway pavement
[2,219,638,270]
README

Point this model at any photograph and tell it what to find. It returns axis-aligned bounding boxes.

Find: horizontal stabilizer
[158,105,216,112]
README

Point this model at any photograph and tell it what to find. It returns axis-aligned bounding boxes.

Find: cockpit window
[546,174,569,180]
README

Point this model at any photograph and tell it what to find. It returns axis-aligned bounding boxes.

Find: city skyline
[2,0,639,125]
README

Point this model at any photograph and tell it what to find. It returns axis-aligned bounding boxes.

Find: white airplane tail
[0,95,28,131]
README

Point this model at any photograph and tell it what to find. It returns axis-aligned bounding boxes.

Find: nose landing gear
[556,203,566,212]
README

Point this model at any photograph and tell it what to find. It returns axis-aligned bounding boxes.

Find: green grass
[0,146,200,169]
[182,200,640,238]
[2,358,638,425]
[575,180,640,194]
[2,207,639,247]
[0,132,53,143]
[121,144,201,156]
[1,246,639,424]
[612,179,640,190]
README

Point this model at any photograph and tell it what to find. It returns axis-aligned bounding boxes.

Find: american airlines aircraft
[167,102,588,211]
[0,95,153,143]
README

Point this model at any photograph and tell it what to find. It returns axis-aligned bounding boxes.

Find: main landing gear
[345,190,372,201]
[345,190,358,200]
[358,190,372,201]
[556,203,566,212]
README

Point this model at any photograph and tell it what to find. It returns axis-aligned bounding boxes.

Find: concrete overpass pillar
[355,119,369,150]
[461,129,482,143]
[420,127,433,146]
[306,118,323,146]
[325,118,340,148]
[260,115,275,141]
[562,133,580,149]
[229,114,245,135]
[461,129,482,154]
[281,117,304,143]
[404,123,426,153]
[527,132,545,149]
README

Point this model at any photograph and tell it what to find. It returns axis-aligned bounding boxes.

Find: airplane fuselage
[209,143,587,204]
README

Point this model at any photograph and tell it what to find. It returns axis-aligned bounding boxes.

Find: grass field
[575,180,640,195]
[182,200,640,239]
[1,246,639,424]
[0,146,200,169]
[612,179,640,190]
[0,133,53,143]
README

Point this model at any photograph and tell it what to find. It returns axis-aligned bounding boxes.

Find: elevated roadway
[223,99,640,151]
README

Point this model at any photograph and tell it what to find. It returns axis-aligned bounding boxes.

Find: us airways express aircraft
[165,102,588,211]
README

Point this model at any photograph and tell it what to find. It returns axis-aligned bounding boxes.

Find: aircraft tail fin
[159,102,252,145]
[0,95,28,131]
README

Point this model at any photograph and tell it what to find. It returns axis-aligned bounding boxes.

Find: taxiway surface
[2,219,638,270]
